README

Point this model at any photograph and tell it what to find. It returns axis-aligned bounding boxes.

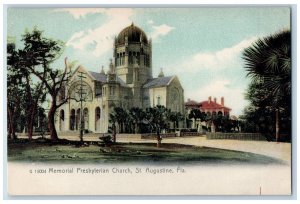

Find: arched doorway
[83,108,89,130]
[95,107,101,132]
[59,110,65,131]
[70,109,75,130]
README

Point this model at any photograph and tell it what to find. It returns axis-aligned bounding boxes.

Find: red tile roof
[199,100,231,111]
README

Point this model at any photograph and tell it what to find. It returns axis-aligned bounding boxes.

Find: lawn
[7,138,283,164]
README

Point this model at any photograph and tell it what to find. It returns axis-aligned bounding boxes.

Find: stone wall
[141,133,176,139]
[206,132,266,141]
[180,132,202,137]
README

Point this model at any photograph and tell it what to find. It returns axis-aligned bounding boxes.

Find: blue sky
[7,7,290,116]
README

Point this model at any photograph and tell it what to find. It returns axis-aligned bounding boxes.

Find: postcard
[6,7,292,196]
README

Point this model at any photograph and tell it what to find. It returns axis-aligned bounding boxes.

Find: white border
[1,0,299,202]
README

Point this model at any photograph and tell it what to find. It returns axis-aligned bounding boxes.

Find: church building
[55,23,185,133]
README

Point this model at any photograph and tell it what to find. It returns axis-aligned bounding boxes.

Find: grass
[7,138,283,164]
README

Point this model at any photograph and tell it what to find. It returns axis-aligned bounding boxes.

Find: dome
[116,23,148,45]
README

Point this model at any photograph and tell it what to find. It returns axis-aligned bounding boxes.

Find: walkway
[115,135,291,164]
[18,133,291,164]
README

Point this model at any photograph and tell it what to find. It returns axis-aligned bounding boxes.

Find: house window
[109,86,115,95]
[157,96,161,105]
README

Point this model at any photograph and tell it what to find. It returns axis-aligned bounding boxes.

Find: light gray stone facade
[55,23,184,133]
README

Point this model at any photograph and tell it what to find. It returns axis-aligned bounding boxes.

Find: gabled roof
[89,71,107,82]
[143,76,174,88]
[88,71,128,87]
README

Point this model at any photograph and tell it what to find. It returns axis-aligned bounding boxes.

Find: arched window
[95,107,101,120]
[123,52,125,65]
[129,51,132,64]
[83,108,89,130]
[212,111,217,118]
[76,109,80,130]
[59,110,65,131]
[70,109,75,130]
[157,96,161,106]
[60,110,64,121]
[95,107,101,132]
[69,81,93,102]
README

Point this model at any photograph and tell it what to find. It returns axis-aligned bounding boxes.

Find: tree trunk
[113,124,116,143]
[7,108,16,140]
[48,103,59,141]
[25,75,34,140]
[135,123,138,134]
[275,108,280,142]
[27,109,36,140]
[120,123,122,133]
[156,126,161,148]
[8,121,12,139]
[27,120,34,140]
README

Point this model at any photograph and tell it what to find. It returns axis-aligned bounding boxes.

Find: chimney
[221,97,224,106]
[188,98,191,102]
[214,97,217,103]
[208,96,211,104]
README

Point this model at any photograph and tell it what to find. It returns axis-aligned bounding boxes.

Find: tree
[188,109,201,129]
[129,107,145,133]
[146,105,169,148]
[188,109,206,131]
[212,112,224,132]
[7,42,24,139]
[169,111,184,130]
[21,28,70,141]
[7,40,45,140]
[109,113,117,143]
[242,30,291,141]
[112,107,128,133]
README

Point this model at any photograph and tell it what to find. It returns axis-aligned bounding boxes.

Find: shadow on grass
[7,138,285,165]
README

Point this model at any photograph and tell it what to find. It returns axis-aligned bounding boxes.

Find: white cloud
[177,37,258,116]
[171,37,257,74]
[185,80,249,116]
[66,31,85,45]
[147,20,154,25]
[65,8,134,57]
[59,9,175,57]
[53,8,106,19]
[150,24,175,40]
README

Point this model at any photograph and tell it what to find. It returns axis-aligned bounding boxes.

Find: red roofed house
[199,96,231,116]
[185,96,231,132]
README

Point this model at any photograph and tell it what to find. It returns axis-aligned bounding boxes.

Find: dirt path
[115,135,291,164]
[19,133,291,164]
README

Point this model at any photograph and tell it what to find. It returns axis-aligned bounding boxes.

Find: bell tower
[114,23,152,85]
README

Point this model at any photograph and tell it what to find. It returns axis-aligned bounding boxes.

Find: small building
[185,96,232,131]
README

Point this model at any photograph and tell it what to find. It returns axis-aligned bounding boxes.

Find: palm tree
[146,105,168,147]
[242,30,291,142]
[113,107,128,133]
[109,113,117,143]
[129,107,145,133]
[170,111,184,130]
[188,109,201,129]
